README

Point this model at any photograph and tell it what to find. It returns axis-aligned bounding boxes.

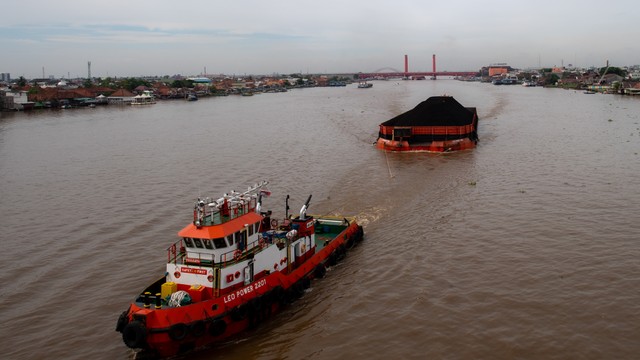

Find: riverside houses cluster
[2,64,640,111]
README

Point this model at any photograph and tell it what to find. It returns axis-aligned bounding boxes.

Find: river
[1,80,639,359]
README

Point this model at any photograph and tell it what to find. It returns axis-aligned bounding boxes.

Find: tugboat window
[213,238,227,249]
[227,235,234,245]
[193,238,204,248]
[236,231,246,251]
[248,224,254,236]
[255,223,260,233]
[203,239,213,249]
[184,237,194,247]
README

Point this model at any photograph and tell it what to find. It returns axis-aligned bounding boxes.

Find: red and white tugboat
[115,181,363,357]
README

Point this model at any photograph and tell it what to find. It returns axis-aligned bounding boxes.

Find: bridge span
[357,71,477,79]
[358,54,477,79]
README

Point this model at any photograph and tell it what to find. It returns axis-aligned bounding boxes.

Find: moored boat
[115,181,363,358]
[375,96,479,152]
[130,91,156,105]
[357,81,373,88]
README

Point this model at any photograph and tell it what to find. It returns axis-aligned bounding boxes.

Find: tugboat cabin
[151,183,349,305]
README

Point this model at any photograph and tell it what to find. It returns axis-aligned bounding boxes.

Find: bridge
[357,54,478,79]
[357,71,477,79]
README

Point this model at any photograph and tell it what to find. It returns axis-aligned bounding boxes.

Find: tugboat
[115,181,363,357]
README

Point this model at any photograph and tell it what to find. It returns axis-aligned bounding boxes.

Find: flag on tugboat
[260,189,272,197]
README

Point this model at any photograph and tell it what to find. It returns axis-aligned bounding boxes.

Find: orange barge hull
[375,137,476,152]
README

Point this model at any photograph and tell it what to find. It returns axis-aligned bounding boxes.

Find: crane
[598,60,610,84]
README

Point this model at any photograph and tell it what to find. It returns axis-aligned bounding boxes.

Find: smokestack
[432,54,436,73]
[404,54,408,74]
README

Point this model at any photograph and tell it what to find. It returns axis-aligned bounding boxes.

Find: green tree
[543,73,559,86]
[17,76,27,87]
[599,66,626,77]
[171,79,194,88]
[120,78,151,91]
[99,77,114,87]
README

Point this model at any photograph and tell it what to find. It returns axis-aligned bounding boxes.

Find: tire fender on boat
[302,276,311,289]
[261,290,273,316]
[231,304,247,321]
[190,320,206,337]
[327,252,337,266]
[115,310,129,332]
[273,286,286,304]
[261,290,273,305]
[209,318,227,337]
[250,296,262,313]
[314,264,327,279]
[168,323,188,341]
[292,281,304,299]
[122,321,147,349]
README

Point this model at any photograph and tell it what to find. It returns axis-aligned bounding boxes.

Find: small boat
[357,81,373,88]
[624,88,640,95]
[187,94,198,101]
[328,81,346,87]
[130,91,156,105]
[583,90,596,94]
[115,181,363,358]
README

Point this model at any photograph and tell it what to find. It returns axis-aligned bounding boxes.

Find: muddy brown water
[1,81,639,359]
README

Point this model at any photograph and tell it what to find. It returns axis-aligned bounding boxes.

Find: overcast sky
[2,0,638,78]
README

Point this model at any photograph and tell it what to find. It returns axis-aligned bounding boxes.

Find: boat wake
[482,92,508,120]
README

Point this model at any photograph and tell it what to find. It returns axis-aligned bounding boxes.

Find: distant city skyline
[2,0,638,79]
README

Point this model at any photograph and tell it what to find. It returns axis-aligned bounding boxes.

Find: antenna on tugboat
[285,195,290,219]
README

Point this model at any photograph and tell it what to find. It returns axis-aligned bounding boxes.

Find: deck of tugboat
[172,217,350,267]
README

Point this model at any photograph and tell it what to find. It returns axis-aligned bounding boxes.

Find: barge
[375,96,478,152]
